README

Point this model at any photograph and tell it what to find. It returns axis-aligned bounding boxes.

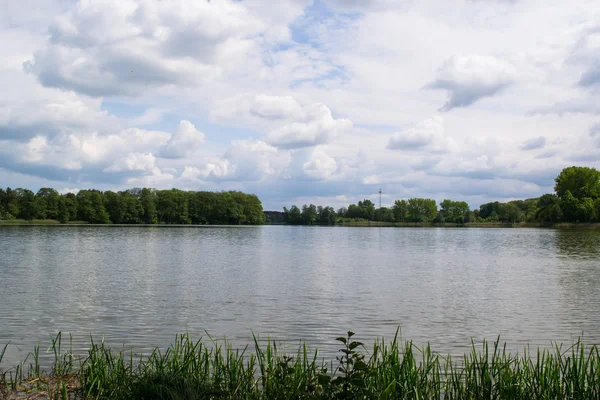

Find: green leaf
[351,377,366,388]
[335,337,347,344]
[347,331,355,338]
[353,360,368,371]
[349,341,364,350]
[318,375,331,385]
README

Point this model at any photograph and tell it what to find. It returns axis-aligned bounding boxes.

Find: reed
[2,330,600,399]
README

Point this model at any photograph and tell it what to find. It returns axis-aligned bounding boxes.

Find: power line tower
[378,188,382,208]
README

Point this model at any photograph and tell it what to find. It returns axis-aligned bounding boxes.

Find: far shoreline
[2,219,600,229]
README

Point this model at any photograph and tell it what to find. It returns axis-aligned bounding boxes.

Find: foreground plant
[1,330,600,399]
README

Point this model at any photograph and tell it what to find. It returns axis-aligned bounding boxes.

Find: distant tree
[301,204,318,225]
[560,190,579,222]
[358,199,375,220]
[576,197,595,223]
[317,206,336,225]
[36,188,60,220]
[535,194,562,223]
[139,188,158,224]
[77,190,110,223]
[439,199,470,224]
[555,166,600,200]
[407,198,437,223]
[392,200,408,222]
[374,207,394,222]
[15,188,40,220]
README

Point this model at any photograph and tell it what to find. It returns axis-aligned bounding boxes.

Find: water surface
[1,226,600,365]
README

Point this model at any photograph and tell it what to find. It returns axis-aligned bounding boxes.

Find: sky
[1,0,599,211]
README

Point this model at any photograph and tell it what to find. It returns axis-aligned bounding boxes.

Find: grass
[2,331,600,399]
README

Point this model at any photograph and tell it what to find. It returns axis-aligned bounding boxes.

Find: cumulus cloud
[0,121,201,185]
[182,139,291,183]
[303,148,338,180]
[104,153,156,173]
[426,55,517,111]
[159,120,205,159]
[0,72,117,141]
[211,94,352,149]
[387,116,450,153]
[23,0,282,97]
[266,103,352,149]
[521,136,546,151]
[209,94,304,128]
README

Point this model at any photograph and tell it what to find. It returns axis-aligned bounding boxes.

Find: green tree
[505,203,519,223]
[407,198,437,223]
[555,166,600,200]
[156,189,190,224]
[374,207,394,222]
[576,197,596,222]
[392,200,408,222]
[3,188,19,218]
[139,188,158,224]
[301,204,318,225]
[439,199,470,223]
[15,188,40,220]
[535,193,562,223]
[317,206,336,225]
[36,188,60,220]
[62,193,78,222]
[284,205,303,225]
[560,190,579,222]
[77,190,110,223]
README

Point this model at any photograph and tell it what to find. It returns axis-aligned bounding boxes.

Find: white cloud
[159,120,205,159]
[104,152,157,173]
[265,103,352,149]
[426,55,517,111]
[23,0,299,97]
[303,148,338,180]
[209,94,304,129]
[211,94,353,149]
[387,116,451,153]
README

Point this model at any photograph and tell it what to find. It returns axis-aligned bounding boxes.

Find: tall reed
[1,330,600,399]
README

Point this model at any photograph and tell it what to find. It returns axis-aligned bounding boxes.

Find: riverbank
[2,332,600,399]
[0,219,89,225]
[3,219,600,230]
[336,220,532,228]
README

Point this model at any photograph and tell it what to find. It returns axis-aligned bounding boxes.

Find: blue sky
[1,0,599,210]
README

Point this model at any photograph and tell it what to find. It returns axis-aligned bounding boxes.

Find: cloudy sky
[1,0,599,210]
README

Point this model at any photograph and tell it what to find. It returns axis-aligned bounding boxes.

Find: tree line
[0,188,265,225]
[278,166,600,225]
[280,198,471,225]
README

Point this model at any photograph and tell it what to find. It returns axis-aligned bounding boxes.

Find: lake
[1,225,600,366]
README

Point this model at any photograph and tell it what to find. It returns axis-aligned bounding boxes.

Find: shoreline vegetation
[3,219,600,230]
[268,166,600,227]
[2,332,600,399]
[2,166,600,228]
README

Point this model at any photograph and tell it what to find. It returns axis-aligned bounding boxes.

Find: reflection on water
[1,226,600,366]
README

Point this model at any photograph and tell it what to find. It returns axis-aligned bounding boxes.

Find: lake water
[1,225,600,366]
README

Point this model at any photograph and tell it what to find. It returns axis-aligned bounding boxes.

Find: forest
[279,166,600,226]
[0,188,265,225]
[2,166,599,226]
